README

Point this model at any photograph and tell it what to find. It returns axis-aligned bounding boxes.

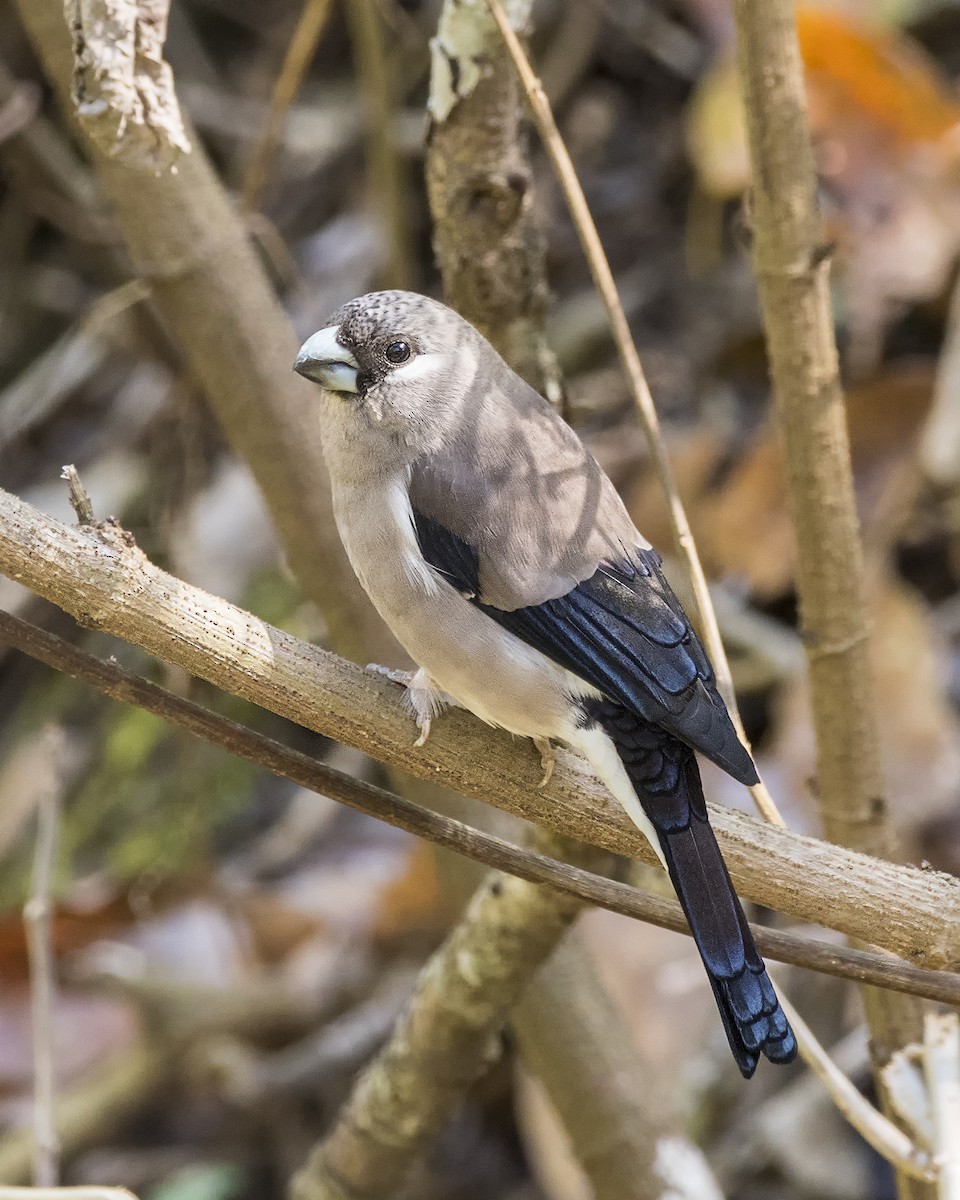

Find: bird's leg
[366,664,459,747]
[533,736,556,789]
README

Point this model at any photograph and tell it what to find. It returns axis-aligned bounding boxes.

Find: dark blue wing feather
[412,510,757,786]
[412,510,797,1076]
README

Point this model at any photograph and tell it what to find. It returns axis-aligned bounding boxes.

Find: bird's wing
[407,369,643,610]
[412,509,757,785]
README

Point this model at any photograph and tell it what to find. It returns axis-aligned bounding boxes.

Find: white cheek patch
[390,353,447,385]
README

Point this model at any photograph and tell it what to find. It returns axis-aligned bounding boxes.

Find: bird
[293,289,797,1077]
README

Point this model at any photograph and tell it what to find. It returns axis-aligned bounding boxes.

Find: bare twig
[24,746,63,1187]
[773,988,936,1184]
[345,0,414,290]
[733,3,938,1196]
[0,1043,164,1186]
[922,1013,960,1200]
[59,465,94,525]
[0,282,147,452]
[2,607,954,1005]
[241,0,335,213]
[513,934,722,1199]
[426,9,662,1193]
[0,935,368,1185]
[483,0,783,827]
[0,488,957,964]
[920,275,960,487]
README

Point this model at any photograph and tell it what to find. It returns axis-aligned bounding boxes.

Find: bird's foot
[367,664,458,747]
[533,736,555,789]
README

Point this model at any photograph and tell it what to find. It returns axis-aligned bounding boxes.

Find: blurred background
[0,0,958,1196]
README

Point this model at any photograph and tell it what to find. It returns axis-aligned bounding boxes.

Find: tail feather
[661,807,796,1075]
[591,701,797,1077]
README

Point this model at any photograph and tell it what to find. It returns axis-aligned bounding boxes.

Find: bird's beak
[293,326,359,393]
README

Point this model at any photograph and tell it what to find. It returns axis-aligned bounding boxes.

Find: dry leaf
[687,9,960,359]
[641,363,936,599]
[770,575,960,836]
[371,838,450,943]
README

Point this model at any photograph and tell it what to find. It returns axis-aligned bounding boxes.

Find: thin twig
[484,0,784,828]
[920,274,960,487]
[345,0,413,289]
[774,988,936,1184]
[59,465,94,525]
[241,0,335,213]
[0,607,956,1007]
[24,761,62,1187]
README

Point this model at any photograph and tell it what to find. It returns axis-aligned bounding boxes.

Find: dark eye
[385,340,411,364]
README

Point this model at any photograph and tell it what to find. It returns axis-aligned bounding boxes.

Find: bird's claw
[367,663,446,748]
[533,736,555,788]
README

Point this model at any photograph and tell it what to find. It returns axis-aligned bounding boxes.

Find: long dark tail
[596,706,797,1077]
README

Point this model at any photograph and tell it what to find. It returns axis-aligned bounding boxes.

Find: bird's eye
[385,340,411,364]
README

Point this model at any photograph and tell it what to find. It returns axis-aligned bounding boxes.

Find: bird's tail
[604,715,797,1077]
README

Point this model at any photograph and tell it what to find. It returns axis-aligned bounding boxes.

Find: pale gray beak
[293,326,359,393]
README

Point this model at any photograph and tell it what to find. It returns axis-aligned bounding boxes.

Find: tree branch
[425,8,706,1197]
[0,488,956,968]
[4,608,952,1004]
[426,0,562,403]
[512,934,723,1198]
[291,861,590,1200]
[732,3,939,1197]
[15,0,392,666]
[240,0,335,214]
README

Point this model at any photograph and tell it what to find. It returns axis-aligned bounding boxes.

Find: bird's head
[293,290,486,454]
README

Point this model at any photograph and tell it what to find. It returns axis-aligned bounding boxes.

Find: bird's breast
[330,473,583,739]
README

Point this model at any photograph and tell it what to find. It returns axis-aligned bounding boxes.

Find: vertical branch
[241,0,335,214]
[731,3,936,1198]
[24,732,64,1188]
[427,0,562,403]
[345,0,414,291]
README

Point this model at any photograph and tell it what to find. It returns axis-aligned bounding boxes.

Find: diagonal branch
[2,606,956,1005]
[0,486,957,968]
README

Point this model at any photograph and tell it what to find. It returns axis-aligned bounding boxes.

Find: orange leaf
[797,7,960,153]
